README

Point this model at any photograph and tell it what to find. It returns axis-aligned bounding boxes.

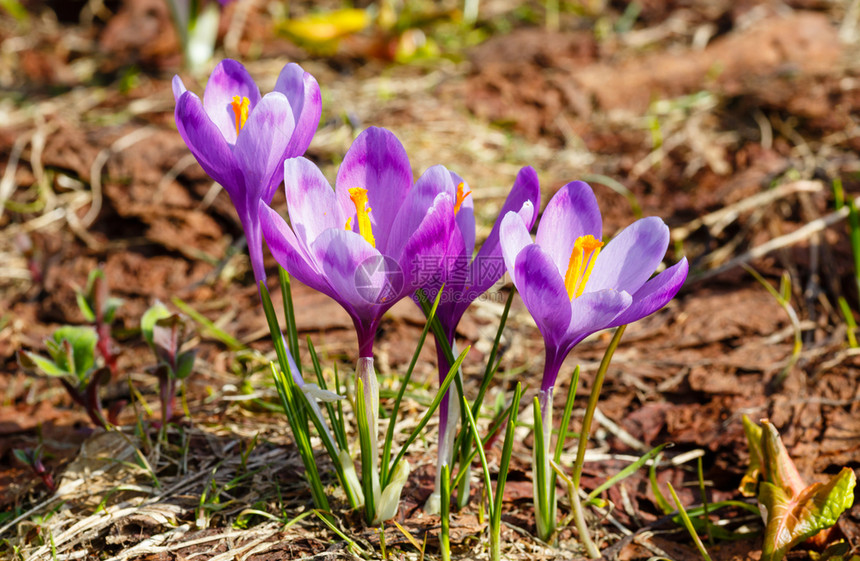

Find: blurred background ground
[1,0,860,559]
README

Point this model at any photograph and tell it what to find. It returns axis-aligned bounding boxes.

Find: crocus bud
[373,459,410,524]
[339,449,365,507]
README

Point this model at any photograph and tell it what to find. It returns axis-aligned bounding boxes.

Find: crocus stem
[570,478,599,557]
[534,390,555,542]
[440,462,451,561]
[356,357,381,523]
[491,382,523,561]
[426,339,462,514]
[570,324,627,558]
[248,233,307,389]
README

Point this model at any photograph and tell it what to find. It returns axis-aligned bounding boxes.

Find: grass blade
[387,346,470,486]
[381,287,443,484]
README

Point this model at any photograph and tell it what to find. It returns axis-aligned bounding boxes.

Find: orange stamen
[454,182,472,214]
[348,187,375,247]
[563,235,604,299]
[230,95,250,136]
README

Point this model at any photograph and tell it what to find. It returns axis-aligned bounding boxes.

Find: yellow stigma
[564,235,604,299]
[348,187,375,247]
[454,182,472,214]
[230,95,250,136]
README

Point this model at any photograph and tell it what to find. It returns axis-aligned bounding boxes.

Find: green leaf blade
[760,466,856,561]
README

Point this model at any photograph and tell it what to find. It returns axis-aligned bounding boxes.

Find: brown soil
[1,1,859,560]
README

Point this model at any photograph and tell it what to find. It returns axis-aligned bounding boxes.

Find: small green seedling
[141,302,197,425]
[741,416,856,561]
[19,325,114,428]
[13,445,55,493]
[75,268,123,377]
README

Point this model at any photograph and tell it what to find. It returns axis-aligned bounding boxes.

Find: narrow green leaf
[698,455,714,546]
[457,290,515,482]
[837,297,858,348]
[462,395,494,515]
[307,337,348,453]
[76,291,96,323]
[832,178,845,211]
[279,268,302,373]
[492,383,522,526]
[258,284,293,389]
[474,290,515,414]
[381,285,443,485]
[554,365,580,463]
[450,399,516,493]
[171,297,245,351]
[271,365,329,511]
[532,395,550,538]
[649,452,674,515]
[355,378,376,523]
[667,482,713,561]
[440,462,451,561]
[387,346,469,485]
[848,201,860,302]
[415,288,467,416]
[585,443,670,505]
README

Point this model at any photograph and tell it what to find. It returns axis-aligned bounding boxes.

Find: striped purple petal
[336,127,412,254]
[536,181,602,277]
[587,217,670,295]
[202,59,261,145]
[274,63,322,159]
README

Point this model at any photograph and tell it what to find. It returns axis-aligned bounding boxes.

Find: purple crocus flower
[259,127,456,522]
[418,166,540,512]
[501,180,688,405]
[500,180,688,539]
[172,59,321,287]
[259,127,455,358]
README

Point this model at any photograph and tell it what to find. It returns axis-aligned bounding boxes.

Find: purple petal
[441,225,469,291]
[388,165,456,260]
[234,92,295,206]
[259,202,333,297]
[310,228,384,322]
[400,193,456,294]
[274,63,322,158]
[283,157,345,250]
[536,181,602,276]
[608,258,688,327]
[433,222,478,333]
[172,75,187,102]
[566,289,633,348]
[202,59,262,145]
[175,91,243,200]
[588,216,670,295]
[450,171,475,257]
[499,209,535,286]
[336,127,412,253]
[470,166,540,295]
[243,215,266,285]
[513,244,572,349]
